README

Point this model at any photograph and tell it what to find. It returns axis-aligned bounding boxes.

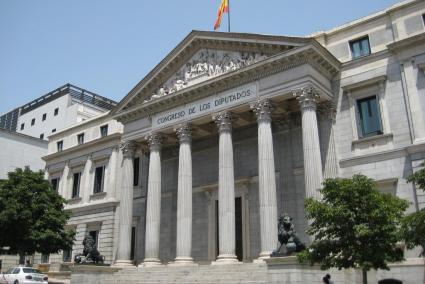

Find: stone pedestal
[115,141,137,266]
[251,100,278,260]
[143,133,163,266]
[212,111,239,264]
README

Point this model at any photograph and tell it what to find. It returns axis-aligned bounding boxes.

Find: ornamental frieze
[145,49,267,102]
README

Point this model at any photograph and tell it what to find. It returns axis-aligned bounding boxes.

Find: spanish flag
[214,0,229,31]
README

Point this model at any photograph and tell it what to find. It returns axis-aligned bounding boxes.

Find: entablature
[114,43,340,125]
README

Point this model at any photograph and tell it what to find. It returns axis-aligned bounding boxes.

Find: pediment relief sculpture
[144,49,268,103]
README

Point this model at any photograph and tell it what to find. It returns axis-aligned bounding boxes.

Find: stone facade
[34,0,425,283]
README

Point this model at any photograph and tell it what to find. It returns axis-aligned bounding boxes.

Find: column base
[212,254,240,265]
[141,258,162,267]
[253,251,273,263]
[168,257,198,266]
[114,259,134,267]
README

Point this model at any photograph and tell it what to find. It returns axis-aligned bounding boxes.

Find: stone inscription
[152,84,257,128]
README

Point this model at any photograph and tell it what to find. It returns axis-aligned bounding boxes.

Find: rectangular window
[422,14,425,25]
[350,36,371,59]
[133,157,140,186]
[54,108,59,116]
[57,140,63,152]
[42,113,47,121]
[89,230,99,249]
[100,125,108,138]
[51,178,60,192]
[357,96,383,137]
[40,133,44,140]
[72,172,81,198]
[93,166,105,193]
[41,254,49,264]
[62,249,72,263]
[20,123,24,130]
[31,118,35,126]
[77,133,84,145]
[52,128,56,133]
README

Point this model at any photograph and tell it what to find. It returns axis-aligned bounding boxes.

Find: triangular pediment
[112,31,313,117]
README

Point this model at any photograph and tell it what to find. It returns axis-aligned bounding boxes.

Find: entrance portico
[110,31,340,266]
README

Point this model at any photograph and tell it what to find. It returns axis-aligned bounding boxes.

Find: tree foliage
[402,162,425,256]
[298,174,408,276]
[0,168,75,259]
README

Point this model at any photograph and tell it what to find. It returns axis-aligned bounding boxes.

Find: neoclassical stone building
[43,0,425,282]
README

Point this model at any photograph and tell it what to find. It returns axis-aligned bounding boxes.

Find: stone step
[104,280,267,284]
[105,263,268,284]
[115,264,266,273]
[107,275,267,281]
[107,274,268,280]
[110,272,268,279]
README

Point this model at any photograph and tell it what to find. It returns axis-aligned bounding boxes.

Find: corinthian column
[294,87,324,200]
[172,123,195,265]
[250,99,278,259]
[115,141,137,266]
[143,133,163,266]
[212,111,238,264]
[317,101,339,179]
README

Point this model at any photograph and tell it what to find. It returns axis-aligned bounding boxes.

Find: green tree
[401,162,425,256]
[0,168,75,264]
[298,174,408,284]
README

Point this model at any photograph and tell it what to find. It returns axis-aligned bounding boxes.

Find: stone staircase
[103,263,268,284]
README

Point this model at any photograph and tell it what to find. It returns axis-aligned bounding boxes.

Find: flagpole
[228,0,231,32]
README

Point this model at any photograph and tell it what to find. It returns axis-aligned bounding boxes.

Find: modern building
[30,0,425,283]
[0,83,117,140]
[0,129,48,180]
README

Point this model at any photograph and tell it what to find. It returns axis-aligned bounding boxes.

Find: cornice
[65,199,119,214]
[311,0,420,39]
[387,32,425,53]
[341,75,387,91]
[42,132,121,161]
[339,147,407,168]
[48,112,111,140]
[114,43,340,124]
[341,49,390,70]
[406,141,425,154]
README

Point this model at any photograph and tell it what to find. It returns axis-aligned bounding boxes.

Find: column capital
[293,86,320,111]
[120,141,137,158]
[146,133,163,151]
[174,123,192,144]
[317,100,336,122]
[213,111,232,133]
[250,99,273,123]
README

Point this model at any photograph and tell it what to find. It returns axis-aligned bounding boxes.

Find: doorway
[215,197,243,261]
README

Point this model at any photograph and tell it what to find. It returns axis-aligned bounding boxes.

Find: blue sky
[0,0,401,114]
